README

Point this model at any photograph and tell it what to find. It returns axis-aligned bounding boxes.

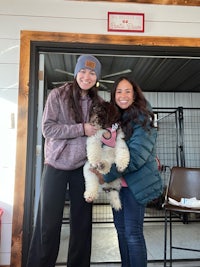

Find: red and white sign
[108,12,144,33]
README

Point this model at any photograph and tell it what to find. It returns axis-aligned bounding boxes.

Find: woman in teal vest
[93,76,163,267]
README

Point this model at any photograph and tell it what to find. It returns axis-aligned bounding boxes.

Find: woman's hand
[84,123,98,137]
[89,168,105,184]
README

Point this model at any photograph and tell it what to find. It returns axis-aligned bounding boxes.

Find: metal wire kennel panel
[145,107,180,220]
[156,107,200,170]
[62,107,200,224]
[183,108,200,168]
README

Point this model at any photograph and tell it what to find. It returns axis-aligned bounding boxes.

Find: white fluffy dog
[83,102,130,211]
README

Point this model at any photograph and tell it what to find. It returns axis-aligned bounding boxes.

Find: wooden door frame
[11,30,200,267]
[85,0,200,5]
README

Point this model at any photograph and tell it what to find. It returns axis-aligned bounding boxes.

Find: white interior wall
[0,1,200,265]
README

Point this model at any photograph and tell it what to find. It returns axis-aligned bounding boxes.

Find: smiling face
[76,68,97,94]
[115,79,134,109]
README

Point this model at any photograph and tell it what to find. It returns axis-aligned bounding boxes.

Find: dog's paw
[96,161,111,174]
[117,165,126,172]
[116,157,130,172]
[116,161,128,172]
[97,162,105,170]
[90,163,98,169]
[85,196,94,203]
[84,191,98,203]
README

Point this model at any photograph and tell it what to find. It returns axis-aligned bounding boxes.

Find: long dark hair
[111,76,155,140]
[60,80,101,123]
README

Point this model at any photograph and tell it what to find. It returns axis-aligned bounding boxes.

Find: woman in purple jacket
[26,55,102,267]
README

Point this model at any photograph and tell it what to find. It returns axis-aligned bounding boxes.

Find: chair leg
[169,211,172,267]
[164,209,167,267]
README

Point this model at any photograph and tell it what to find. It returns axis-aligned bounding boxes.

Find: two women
[26,53,162,267]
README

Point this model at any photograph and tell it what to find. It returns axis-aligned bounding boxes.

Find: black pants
[26,165,93,267]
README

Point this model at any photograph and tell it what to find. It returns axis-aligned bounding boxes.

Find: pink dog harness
[101,123,119,148]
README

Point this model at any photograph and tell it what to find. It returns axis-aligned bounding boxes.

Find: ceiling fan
[53,68,132,91]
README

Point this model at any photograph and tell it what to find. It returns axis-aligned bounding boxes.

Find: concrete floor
[55,203,200,266]
[56,221,200,266]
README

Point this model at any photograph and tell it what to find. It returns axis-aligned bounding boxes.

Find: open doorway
[12,31,200,267]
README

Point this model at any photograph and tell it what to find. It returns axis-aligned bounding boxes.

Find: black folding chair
[163,166,200,267]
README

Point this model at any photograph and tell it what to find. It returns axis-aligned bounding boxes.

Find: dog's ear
[106,103,121,125]
[90,102,107,127]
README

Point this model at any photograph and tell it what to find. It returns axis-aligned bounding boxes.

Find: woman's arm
[104,124,157,183]
[42,89,85,139]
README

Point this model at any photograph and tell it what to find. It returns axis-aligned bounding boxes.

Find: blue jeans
[112,187,147,267]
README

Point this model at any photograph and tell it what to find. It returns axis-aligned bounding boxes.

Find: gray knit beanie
[74,55,101,80]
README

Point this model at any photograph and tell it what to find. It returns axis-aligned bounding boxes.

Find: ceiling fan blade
[102,69,132,79]
[52,80,109,91]
[99,79,114,84]
[54,68,74,76]
[52,81,73,85]
[52,81,66,85]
